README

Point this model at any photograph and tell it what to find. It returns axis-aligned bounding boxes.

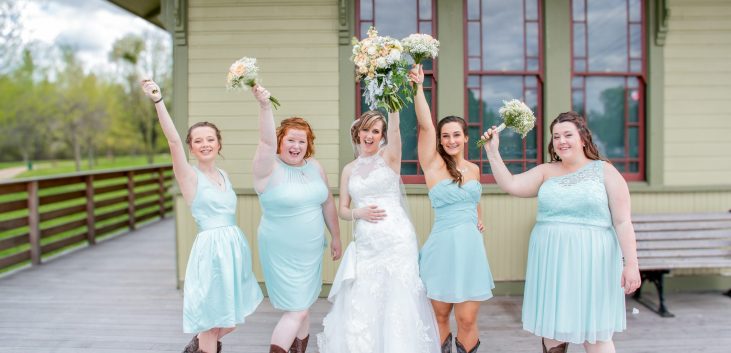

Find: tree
[0,0,23,75]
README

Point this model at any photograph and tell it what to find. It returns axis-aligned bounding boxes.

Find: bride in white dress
[317,110,440,353]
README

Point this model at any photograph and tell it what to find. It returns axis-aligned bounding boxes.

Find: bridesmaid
[251,85,342,353]
[481,112,640,353]
[411,66,494,353]
[141,80,263,353]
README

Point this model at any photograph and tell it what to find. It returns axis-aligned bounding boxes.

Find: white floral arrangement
[402,33,439,65]
[226,56,281,109]
[352,26,412,112]
[477,99,536,147]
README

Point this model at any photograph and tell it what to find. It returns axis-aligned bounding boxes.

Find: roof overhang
[106,0,164,29]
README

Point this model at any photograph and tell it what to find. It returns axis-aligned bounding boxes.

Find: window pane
[584,77,626,159]
[527,22,539,57]
[526,0,538,20]
[420,22,432,35]
[467,0,480,20]
[630,23,641,59]
[587,0,628,72]
[361,0,373,20]
[483,0,525,71]
[468,125,482,160]
[419,0,432,20]
[628,0,641,22]
[468,22,481,57]
[629,127,638,158]
[375,0,416,39]
[572,0,585,21]
[573,23,586,57]
[480,76,531,160]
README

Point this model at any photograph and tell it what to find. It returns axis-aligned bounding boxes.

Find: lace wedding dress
[317,152,440,353]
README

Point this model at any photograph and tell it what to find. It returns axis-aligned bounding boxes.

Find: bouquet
[476,99,536,147]
[226,57,281,109]
[352,26,412,112]
[402,33,439,65]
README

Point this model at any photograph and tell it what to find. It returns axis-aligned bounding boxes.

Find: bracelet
[154,97,163,104]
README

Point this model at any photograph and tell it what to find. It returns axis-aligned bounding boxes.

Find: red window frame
[570,0,646,181]
[355,0,438,184]
[463,0,544,183]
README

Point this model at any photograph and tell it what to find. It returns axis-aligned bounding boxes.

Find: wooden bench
[632,211,731,317]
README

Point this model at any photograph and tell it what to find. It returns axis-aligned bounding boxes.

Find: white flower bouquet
[352,26,412,112]
[226,56,281,109]
[402,33,439,65]
[477,99,536,147]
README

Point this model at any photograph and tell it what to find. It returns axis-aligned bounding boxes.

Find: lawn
[12,154,171,178]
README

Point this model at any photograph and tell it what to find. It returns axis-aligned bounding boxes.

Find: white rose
[375,57,387,68]
[388,49,401,62]
[367,45,377,55]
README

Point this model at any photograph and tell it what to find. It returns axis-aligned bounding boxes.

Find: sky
[18,0,167,73]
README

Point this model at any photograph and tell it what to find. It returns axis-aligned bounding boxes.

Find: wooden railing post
[85,175,96,245]
[126,171,136,230]
[158,167,166,219]
[27,181,41,265]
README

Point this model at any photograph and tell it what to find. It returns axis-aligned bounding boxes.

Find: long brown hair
[547,111,603,162]
[276,117,316,159]
[436,116,467,185]
[186,121,223,156]
[351,110,387,146]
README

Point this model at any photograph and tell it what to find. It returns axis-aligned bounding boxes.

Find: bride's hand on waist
[354,205,387,223]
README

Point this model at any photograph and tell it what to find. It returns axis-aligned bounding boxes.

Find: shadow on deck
[0,219,729,353]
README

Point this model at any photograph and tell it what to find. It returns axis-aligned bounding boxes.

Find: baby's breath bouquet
[476,99,536,147]
[352,26,412,112]
[402,33,440,65]
[226,57,281,109]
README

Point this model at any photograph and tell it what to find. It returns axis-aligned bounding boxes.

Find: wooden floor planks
[1,219,729,353]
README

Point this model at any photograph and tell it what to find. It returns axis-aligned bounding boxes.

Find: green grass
[0,161,24,169]
[13,154,171,179]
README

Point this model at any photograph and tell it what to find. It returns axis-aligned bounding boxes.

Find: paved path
[0,166,26,180]
[0,219,729,352]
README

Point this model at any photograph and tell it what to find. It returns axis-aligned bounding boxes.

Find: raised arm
[314,159,341,260]
[251,85,277,193]
[382,111,402,173]
[604,162,641,294]
[140,80,196,203]
[481,128,545,197]
[409,65,441,171]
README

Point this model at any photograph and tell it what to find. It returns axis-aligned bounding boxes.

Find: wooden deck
[1,219,729,353]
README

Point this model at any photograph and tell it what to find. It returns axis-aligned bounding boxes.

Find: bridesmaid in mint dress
[251,86,341,353]
[142,80,262,353]
[481,111,641,353]
[412,65,494,353]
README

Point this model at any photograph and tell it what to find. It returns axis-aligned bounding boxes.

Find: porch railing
[0,164,174,273]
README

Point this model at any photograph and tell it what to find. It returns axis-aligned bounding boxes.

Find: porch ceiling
[106,0,163,29]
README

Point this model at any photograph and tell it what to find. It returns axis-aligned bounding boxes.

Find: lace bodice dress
[522,160,626,344]
[317,153,440,353]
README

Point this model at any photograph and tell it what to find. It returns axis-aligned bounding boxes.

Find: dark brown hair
[351,110,387,146]
[276,117,316,159]
[547,111,603,162]
[436,116,467,185]
[186,121,222,156]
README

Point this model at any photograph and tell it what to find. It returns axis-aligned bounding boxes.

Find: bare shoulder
[601,160,624,182]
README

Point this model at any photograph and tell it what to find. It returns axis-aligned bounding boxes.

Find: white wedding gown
[317,152,440,353]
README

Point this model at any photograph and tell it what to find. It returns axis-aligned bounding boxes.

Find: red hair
[276,117,316,159]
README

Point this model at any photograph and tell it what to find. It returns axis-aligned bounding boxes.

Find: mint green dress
[419,179,494,302]
[183,167,263,333]
[257,157,328,311]
[522,161,625,344]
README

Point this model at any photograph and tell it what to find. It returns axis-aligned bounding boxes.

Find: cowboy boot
[183,335,199,353]
[455,336,480,353]
[542,338,569,353]
[441,333,453,353]
[289,335,310,353]
[270,344,288,353]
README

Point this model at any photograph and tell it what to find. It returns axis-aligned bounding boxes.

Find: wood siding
[176,190,731,284]
[664,0,731,185]
[187,0,341,188]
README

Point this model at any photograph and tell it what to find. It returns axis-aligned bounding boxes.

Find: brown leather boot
[455,337,480,353]
[270,344,288,353]
[289,335,310,353]
[441,333,453,353]
[542,338,569,353]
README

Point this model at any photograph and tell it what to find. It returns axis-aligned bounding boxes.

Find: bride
[317,109,440,353]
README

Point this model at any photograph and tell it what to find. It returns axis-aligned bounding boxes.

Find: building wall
[174,0,731,286]
[663,0,731,185]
